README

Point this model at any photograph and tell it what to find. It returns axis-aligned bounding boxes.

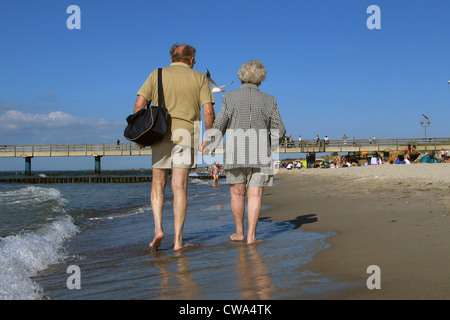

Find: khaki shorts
[225,168,273,187]
[152,142,197,169]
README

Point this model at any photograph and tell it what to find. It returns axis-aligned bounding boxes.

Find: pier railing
[278,137,450,153]
[1,138,449,158]
[0,143,152,158]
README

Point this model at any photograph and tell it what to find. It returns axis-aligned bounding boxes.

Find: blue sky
[0,0,449,170]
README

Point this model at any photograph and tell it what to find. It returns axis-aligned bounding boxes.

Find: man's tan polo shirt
[137,62,215,147]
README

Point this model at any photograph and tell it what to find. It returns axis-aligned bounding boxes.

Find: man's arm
[201,102,215,153]
[202,102,215,130]
[134,95,148,113]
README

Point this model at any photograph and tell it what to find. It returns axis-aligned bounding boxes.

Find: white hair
[237,60,267,84]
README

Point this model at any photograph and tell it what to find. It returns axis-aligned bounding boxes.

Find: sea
[0,170,351,300]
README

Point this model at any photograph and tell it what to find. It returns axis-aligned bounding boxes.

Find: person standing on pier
[134,44,215,250]
[203,60,285,244]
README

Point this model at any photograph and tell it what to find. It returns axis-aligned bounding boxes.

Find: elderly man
[134,44,215,250]
[204,60,286,244]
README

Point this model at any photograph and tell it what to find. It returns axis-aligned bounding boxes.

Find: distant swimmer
[210,161,221,186]
[205,69,233,93]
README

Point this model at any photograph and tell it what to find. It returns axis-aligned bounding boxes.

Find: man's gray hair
[237,60,267,84]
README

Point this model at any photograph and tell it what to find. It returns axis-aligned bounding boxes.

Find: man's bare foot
[174,243,197,251]
[247,237,262,245]
[149,230,164,250]
[230,233,245,241]
[174,243,184,251]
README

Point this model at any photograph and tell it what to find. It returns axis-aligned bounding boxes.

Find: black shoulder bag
[124,68,170,146]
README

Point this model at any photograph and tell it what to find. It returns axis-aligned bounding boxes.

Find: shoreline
[261,163,450,299]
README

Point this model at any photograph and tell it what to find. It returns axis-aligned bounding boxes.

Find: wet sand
[261,163,450,299]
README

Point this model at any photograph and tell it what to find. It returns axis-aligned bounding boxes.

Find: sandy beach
[261,163,450,299]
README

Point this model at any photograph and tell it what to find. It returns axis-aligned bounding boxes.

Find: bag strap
[157,68,166,109]
[145,68,166,109]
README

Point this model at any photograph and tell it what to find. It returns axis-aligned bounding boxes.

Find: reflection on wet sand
[235,243,273,299]
[153,250,200,300]
[144,216,345,300]
[152,241,276,299]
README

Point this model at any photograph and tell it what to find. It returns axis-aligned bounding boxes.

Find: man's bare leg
[149,168,168,250]
[229,183,246,241]
[246,186,263,244]
[171,168,190,250]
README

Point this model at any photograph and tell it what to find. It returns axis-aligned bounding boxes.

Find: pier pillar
[24,156,33,176]
[94,156,102,174]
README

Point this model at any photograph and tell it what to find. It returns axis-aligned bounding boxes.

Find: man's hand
[201,140,209,155]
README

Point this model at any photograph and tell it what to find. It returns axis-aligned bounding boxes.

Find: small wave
[0,186,68,209]
[88,205,150,222]
[189,178,212,185]
[0,216,79,300]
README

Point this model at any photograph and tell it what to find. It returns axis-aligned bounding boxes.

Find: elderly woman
[204,60,286,244]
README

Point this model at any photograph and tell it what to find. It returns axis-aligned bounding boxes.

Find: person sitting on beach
[440,148,448,163]
[401,144,420,161]
[395,154,405,164]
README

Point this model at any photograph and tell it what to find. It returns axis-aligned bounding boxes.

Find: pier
[278,137,450,154]
[0,143,151,176]
[1,138,449,176]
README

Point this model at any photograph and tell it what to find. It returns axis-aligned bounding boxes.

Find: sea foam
[0,215,79,300]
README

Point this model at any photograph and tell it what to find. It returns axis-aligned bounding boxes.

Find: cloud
[0,100,17,112]
[0,109,124,144]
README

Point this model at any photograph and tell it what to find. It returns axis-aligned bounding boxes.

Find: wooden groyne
[0,173,222,183]
[0,176,152,184]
